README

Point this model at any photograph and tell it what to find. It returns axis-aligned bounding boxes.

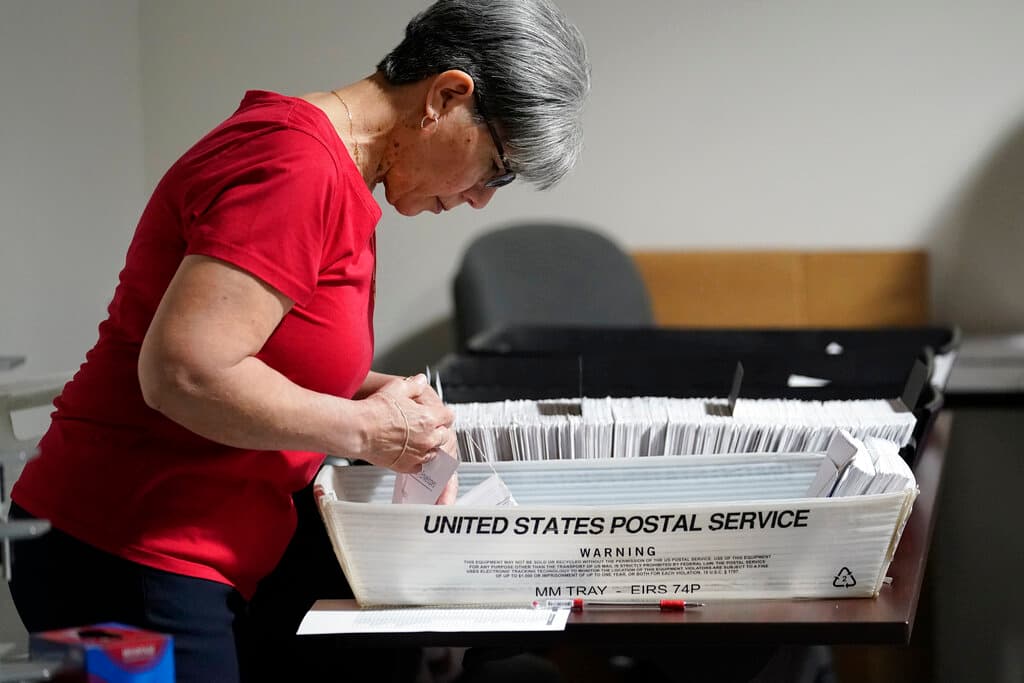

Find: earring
[420,114,439,132]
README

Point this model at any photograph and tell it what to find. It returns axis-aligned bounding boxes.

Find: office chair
[453,223,654,348]
[1,371,68,671]
[0,372,70,454]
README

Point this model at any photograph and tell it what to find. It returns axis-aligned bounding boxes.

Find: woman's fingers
[438,423,459,458]
[436,471,459,506]
[389,375,453,426]
[389,427,455,473]
[412,379,445,411]
[395,374,429,400]
[367,382,455,473]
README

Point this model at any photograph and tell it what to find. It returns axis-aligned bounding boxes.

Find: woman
[9,1,590,681]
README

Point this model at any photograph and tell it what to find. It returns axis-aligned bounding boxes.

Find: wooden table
[309,412,950,649]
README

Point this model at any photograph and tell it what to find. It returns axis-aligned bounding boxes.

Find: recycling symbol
[833,567,857,588]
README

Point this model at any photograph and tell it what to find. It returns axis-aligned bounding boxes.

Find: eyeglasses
[474,92,516,189]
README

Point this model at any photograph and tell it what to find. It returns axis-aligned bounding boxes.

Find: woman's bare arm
[138,255,452,472]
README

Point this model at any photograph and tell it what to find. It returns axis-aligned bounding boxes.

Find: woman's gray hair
[378,0,591,190]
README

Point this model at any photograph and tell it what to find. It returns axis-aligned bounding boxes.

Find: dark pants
[8,502,246,683]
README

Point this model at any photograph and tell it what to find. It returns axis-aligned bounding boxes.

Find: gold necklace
[330,89,361,168]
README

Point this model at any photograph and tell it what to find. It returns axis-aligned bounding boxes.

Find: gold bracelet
[382,394,410,467]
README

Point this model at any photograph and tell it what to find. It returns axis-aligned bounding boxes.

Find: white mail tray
[314,454,917,607]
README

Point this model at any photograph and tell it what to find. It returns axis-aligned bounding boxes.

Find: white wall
[0,0,146,380]
[2,1,1023,376]
[0,0,145,652]
[138,0,1024,371]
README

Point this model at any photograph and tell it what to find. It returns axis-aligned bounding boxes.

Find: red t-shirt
[13,91,381,597]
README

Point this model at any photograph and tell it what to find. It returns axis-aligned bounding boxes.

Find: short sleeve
[182,128,338,306]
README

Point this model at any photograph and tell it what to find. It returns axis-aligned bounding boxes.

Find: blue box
[30,623,174,683]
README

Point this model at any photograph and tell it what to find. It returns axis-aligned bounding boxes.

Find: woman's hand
[361,375,455,473]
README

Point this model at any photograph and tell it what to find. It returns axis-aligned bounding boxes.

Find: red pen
[533,598,704,611]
